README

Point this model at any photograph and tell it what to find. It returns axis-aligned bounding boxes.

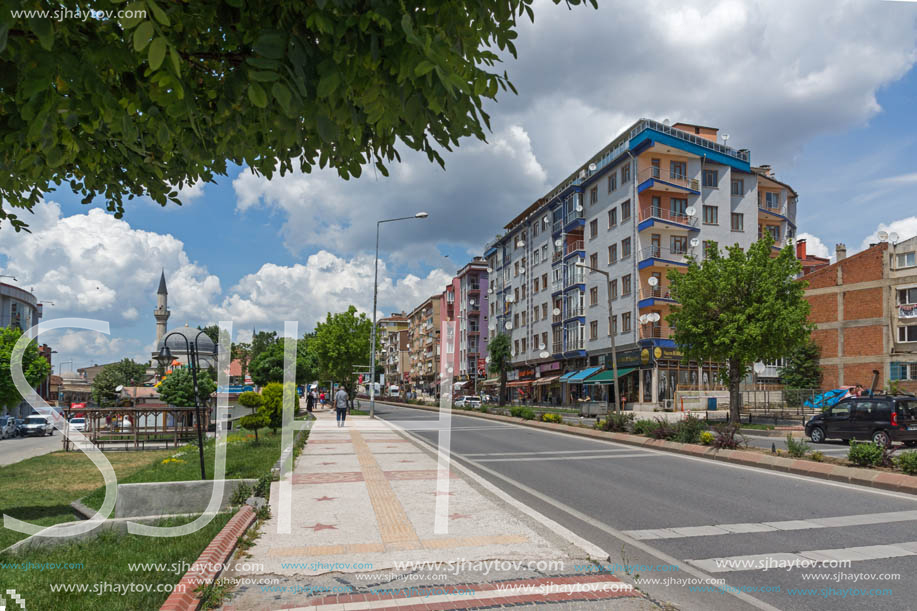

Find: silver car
[0,416,16,439]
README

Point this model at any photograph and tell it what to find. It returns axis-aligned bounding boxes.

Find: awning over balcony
[582,367,637,385]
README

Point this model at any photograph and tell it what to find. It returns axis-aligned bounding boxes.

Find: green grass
[81,428,283,511]
[0,449,171,550]
[348,409,370,416]
[0,513,232,611]
[739,423,776,430]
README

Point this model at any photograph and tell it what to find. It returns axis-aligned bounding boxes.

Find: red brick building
[804,237,917,392]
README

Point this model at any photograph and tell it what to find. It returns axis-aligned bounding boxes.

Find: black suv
[806,395,917,447]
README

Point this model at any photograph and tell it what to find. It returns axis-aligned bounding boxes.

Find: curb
[382,401,917,496]
[159,505,256,611]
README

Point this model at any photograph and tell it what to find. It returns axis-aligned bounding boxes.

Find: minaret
[154,270,170,346]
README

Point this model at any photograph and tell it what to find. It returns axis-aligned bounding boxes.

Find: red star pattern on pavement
[431,491,454,496]
[305,523,337,531]
[315,496,337,502]
[320,462,336,465]
[449,513,470,520]
[398,459,414,463]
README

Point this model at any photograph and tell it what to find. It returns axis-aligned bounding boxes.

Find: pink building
[440,257,489,394]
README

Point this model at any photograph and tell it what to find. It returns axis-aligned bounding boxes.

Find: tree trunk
[499,368,507,407]
[728,359,743,424]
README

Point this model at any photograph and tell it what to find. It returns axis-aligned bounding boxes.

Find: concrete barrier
[114,479,257,518]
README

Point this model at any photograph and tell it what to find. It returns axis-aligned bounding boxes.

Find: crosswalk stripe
[689,541,917,573]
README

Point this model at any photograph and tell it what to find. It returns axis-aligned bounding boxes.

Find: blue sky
[1,0,916,371]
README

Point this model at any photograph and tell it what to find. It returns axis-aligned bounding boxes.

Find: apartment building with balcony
[484,119,799,408]
[440,257,489,394]
[805,236,917,393]
[377,312,409,389]
[406,295,441,396]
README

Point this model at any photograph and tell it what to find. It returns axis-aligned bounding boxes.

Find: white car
[22,415,53,437]
[453,396,468,407]
[0,416,16,439]
[464,397,482,409]
[68,417,87,432]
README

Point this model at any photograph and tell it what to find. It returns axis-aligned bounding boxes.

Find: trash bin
[707,397,717,411]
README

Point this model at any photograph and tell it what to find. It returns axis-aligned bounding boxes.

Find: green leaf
[316,115,337,142]
[120,2,147,29]
[156,123,169,146]
[146,0,171,26]
[253,31,286,59]
[133,21,154,51]
[247,82,268,108]
[169,46,181,75]
[28,17,54,51]
[249,70,279,82]
[317,71,339,98]
[148,37,167,70]
[225,0,243,7]
[414,61,435,77]
[0,23,9,54]
[271,82,292,114]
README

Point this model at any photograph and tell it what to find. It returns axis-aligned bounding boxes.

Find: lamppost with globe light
[369,212,429,419]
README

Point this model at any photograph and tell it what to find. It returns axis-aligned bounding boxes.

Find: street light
[576,261,622,414]
[370,212,429,419]
[155,329,213,480]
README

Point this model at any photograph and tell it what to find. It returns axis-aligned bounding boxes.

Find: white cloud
[797,232,831,259]
[859,216,917,251]
[877,172,917,186]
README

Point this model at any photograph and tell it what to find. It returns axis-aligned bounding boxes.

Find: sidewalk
[222,409,658,610]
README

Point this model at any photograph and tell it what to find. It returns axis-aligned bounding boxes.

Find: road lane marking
[475,452,671,463]
[625,509,917,540]
[689,541,917,573]
[463,449,650,457]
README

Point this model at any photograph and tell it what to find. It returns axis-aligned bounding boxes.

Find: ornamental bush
[894,451,917,475]
[848,441,883,467]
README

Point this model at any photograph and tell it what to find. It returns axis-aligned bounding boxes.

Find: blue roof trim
[563,283,586,293]
[637,218,700,233]
[637,178,700,196]
[563,315,586,324]
[563,350,587,358]
[563,218,585,232]
[638,258,689,270]
[483,246,497,257]
[758,207,797,229]
[629,129,752,173]
[638,297,678,308]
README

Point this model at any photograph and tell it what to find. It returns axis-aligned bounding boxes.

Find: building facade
[440,258,489,394]
[805,237,917,393]
[485,119,798,408]
[1,281,42,331]
[377,312,409,390]
[407,296,441,395]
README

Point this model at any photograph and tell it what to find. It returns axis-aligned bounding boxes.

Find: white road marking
[475,452,670,463]
[463,448,650,457]
[625,509,917,540]
[690,541,917,573]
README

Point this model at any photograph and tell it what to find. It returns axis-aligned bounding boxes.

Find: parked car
[21,414,53,437]
[68,417,87,432]
[806,395,917,447]
[0,416,16,439]
[13,418,25,437]
[464,397,482,409]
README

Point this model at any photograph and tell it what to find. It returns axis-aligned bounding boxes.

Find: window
[731,179,744,196]
[621,200,631,220]
[521,311,526,325]
[542,332,548,351]
[670,161,686,180]
[608,208,617,228]
[608,244,617,264]
[590,320,598,340]
[899,287,917,305]
[609,279,618,300]
[542,273,548,290]
[514,261,519,276]
[590,219,598,238]
[891,362,917,381]
[514,287,519,302]
[703,205,719,225]
[765,191,779,209]
[703,169,718,187]
[542,303,548,319]
[590,286,598,306]
[671,235,687,254]
[621,164,631,182]
[899,325,917,343]
[897,252,917,268]
[542,244,548,261]
[731,212,744,232]
[533,277,540,293]
[513,313,519,327]
[521,284,526,299]
[766,225,780,242]
[650,158,660,178]
[590,253,598,269]
[611,314,618,336]
[622,274,632,295]
[533,249,540,265]
[670,198,687,216]
[622,312,632,332]
[514,339,519,354]
[590,186,598,205]
[533,306,539,321]
[622,237,631,259]
[608,173,617,192]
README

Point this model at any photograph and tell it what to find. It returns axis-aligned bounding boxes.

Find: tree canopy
[157,366,216,407]
[310,306,374,401]
[487,333,511,406]
[666,238,811,422]
[248,335,315,386]
[0,0,594,230]
[779,338,823,390]
[90,358,149,406]
[0,327,51,409]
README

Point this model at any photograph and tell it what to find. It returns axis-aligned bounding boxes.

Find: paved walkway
[222,409,658,610]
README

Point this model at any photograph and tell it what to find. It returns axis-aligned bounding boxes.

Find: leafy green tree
[310,306,374,405]
[667,238,811,423]
[487,333,511,407]
[0,0,595,230]
[258,382,292,434]
[197,325,220,345]
[779,338,823,389]
[157,367,216,407]
[232,341,252,381]
[0,327,51,410]
[91,358,149,406]
[250,331,278,362]
[237,390,266,441]
[248,336,315,386]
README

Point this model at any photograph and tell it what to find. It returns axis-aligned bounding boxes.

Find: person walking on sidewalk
[334,386,349,427]
[306,390,314,413]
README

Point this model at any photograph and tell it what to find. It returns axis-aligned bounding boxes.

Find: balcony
[638,245,688,270]
[552,341,563,353]
[640,324,664,339]
[552,250,563,263]
[637,167,700,194]
[638,206,699,231]
[552,280,563,293]
[566,336,584,351]
[638,287,678,309]
[564,240,585,257]
[553,310,562,324]
[628,119,751,163]
[565,304,584,318]
[564,268,586,288]
[469,284,481,292]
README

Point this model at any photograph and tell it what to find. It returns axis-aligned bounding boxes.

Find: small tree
[157,368,216,407]
[310,307,375,407]
[237,391,265,441]
[91,358,149,406]
[779,338,823,389]
[487,333,512,407]
[667,238,811,423]
[0,327,52,411]
[249,337,315,386]
[258,382,286,434]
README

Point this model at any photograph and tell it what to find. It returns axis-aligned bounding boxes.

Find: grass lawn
[82,427,283,511]
[0,449,171,551]
[0,513,232,611]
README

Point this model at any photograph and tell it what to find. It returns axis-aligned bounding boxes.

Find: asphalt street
[0,431,61,466]
[376,402,917,611]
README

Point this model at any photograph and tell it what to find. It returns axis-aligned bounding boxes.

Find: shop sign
[607,349,642,369]
[519,368,536,380]
[539,361,561,373]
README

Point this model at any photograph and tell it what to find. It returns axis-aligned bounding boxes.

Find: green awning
[583,367,637,384]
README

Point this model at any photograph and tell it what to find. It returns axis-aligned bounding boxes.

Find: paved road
[0,432,62,466]
[376,402,917,611]
[743,434,853,458]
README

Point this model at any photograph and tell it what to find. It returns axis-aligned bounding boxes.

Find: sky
[1,0,917,372]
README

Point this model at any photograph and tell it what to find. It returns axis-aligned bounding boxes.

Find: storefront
[609,344,724,408]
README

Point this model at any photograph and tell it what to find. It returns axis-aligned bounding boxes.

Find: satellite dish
[506,294,515,303]
[543,215,550,224]
[505,322,513,330]
[552,308,561,316]
[647,276,659,287]
[754,362,766,375]
[650,312,661,323]
[488,288,493,294]
[485,356,491,363]
[486,267,493,273]
[446,367,453,374]
[890,232,899,243]
[516,240,525,248]
[115,385,124,393]
[722,133,730,144]
[685,206,697,217]
[663,118,671,125]
[540,350,550,358]
[469,299,476,306]
[588,163,597,172]
[690,238,700,247]
[878,231,889,242]
[520,268,526,274]
[639,314,648,325]
[554,239,562,247]
[511,351,516,357]
[578,169,586,179]
[575,204,584,212]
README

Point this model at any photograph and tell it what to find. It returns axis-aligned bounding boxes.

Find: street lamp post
[576,262,622,414]
[369,212,429,419]
[156,330,213,480]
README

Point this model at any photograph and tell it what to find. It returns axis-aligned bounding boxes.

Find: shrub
[230,482,253,506]
[647,418,676,440]
[632,419,656,436]
[895,451,917,475]
[510,406,524,418]
[520,408,535,420]
[478,405,488,414]
[673,415,705,444]
[541,413,564,423]
[810,451,825,462]
[602,411,634,432]
[254,473,273,498]
[711,423,746,449]
[848,441,883,467]
[785,434,810,458]
[699,431,715,446]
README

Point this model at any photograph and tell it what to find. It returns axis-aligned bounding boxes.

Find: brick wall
[843,362,884,389]
[821,364,840,389]
[812,328,838,358]
[843,287,882,320]
[808,294,837,324]
[843,326,883,358]
[840,245,887,285]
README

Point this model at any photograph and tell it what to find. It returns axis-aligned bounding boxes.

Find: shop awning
[583,367,637,384]
[560,366,602,383]
[481,377,500,386]
[453,381,468,389]
[533,375,561,386]
[506,379,534,387]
